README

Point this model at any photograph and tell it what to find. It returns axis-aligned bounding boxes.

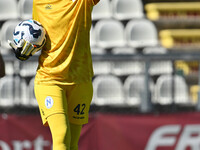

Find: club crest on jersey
[45,96,54,109]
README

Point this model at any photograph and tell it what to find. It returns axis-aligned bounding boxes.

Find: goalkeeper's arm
[8,39,44,61]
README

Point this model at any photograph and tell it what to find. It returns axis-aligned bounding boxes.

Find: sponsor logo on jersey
[45,4,52,10]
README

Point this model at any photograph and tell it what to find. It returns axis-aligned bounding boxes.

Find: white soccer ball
[13,19,46,49]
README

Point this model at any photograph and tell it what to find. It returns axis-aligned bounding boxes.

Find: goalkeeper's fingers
[8,39,34,56]
[8,39,25,52]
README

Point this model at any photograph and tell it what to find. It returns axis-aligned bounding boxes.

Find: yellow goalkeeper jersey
[32,0,99,85]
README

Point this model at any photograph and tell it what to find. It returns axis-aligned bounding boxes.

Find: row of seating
[4,55,198,81]
[93,59,172,76]
[0,74,193,107]
[0,18,159,55]
[0,0,32,21]
[0,76,36,107]
[92,0,144,21]
[2,1,200,53]
[0,0,144,21]
[92,74,191,106]
[91,18,159,49]
[4,57,172,77]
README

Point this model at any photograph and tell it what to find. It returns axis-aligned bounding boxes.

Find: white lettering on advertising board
[0,135,51,150]
[145,124,200,150]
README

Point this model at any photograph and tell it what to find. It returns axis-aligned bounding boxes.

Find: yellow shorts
[34,82,93,126]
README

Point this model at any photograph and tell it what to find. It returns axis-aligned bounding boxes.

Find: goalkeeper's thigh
[47,113,71,150]
[70,123,82,150]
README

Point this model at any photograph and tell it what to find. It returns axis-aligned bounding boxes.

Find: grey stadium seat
[0,0,18,21]
[94,19,126,49]
[18,0,33,20]
[93,75,125,106]
[125,19,159,48]
[112,0,144,20]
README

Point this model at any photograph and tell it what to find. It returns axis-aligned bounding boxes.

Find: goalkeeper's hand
[8,39,40,61]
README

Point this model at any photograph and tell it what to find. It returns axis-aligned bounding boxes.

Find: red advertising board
[0,114,52,150]
[80,112,200,150]
[1,112,200,150]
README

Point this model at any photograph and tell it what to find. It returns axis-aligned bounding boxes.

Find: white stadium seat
[148,61,173,75]
[154,75,190,105]
[112,61,145,76]
[0,76,15,106]
[92,0,112,20]
[93,61,112,75]
[111,47,137,55]
[94,19,126,49]
[18,0,33,20]
[0,20,22,49]
[124,75,154,106]
[112,0,144,20]
[143,46,173,75]
[20,61,38,77]
[143,46,167,54]
[125,19,158,48]
[91,47,106,55]
[4,61,14,75]
[0,0,18,21]
[93,75,125,106]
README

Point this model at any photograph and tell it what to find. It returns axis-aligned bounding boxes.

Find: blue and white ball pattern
[13,19,46,48]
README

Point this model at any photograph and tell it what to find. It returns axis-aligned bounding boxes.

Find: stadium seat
[92,0,112,20]
[143,47,173,75]
[111,61,145,76]
[20,60,38,77]
[0,20,22,49]
[124,75,155,106]
[0,46,13,56]
[149,61,173,75]
[93,60,112,75]
[18,0,33,20]
[143,46,167,54]
[154,74,190,105]
[111,47,137,55]
[125,19,159,48]
[91,47,106,55]
[4,61,14,75]
[0,0,18,21]
[94,19,126,49]
[0,76,15,106]
[92,75,125,106]
[111,0,144,20]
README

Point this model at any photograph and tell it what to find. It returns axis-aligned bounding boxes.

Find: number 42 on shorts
[73,104,86,115]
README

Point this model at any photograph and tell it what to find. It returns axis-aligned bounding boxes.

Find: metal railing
[1,51,200,113]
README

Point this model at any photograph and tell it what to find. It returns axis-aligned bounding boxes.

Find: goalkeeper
[10,0,99,150]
